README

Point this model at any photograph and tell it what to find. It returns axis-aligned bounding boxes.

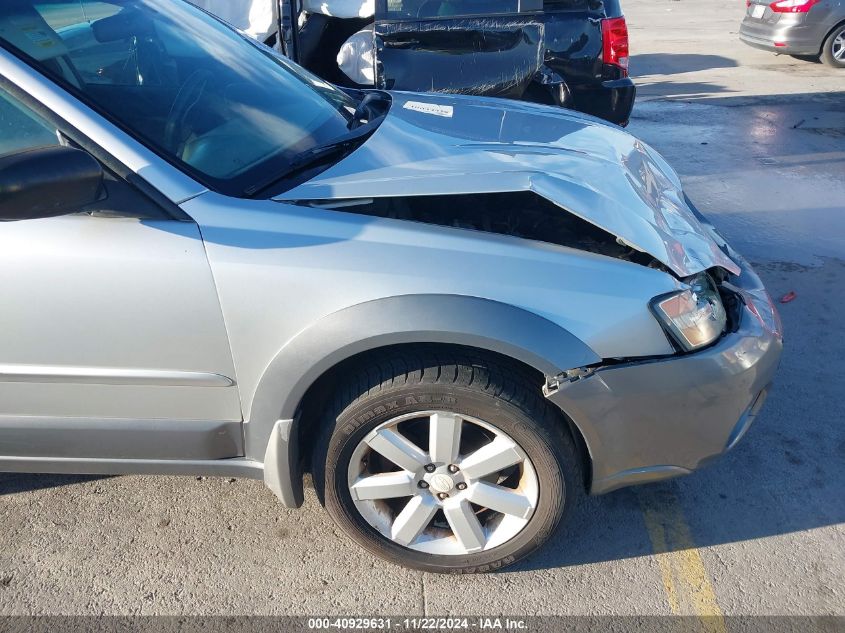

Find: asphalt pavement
[1,0,843,620]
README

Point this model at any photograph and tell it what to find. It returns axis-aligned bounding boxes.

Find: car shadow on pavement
[629,53,739,100]
[634,80,736,100]
[512,431,845,573]
[0,473,108,495]
[632,53,738,76]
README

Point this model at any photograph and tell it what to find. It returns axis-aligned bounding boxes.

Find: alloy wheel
[346,411,540,555]
[834,29,845,62]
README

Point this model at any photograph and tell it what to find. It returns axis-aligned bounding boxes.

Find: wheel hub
[427,473,455,494]
[420,463,471,502]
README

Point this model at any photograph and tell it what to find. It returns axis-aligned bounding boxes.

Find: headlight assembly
[651,273,727,352]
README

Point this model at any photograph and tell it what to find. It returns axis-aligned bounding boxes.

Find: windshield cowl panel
[0,0,358,197]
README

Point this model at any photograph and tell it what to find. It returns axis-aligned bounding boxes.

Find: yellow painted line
[637,486,727,633]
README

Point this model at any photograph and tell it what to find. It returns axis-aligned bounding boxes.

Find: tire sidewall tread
[821,23,845,68]
[312,348,582,574]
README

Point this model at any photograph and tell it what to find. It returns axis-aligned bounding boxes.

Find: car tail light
[768,0,819,12]
[601,17,629,76]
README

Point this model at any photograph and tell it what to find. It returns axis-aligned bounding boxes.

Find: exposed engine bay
[301,191,666,270]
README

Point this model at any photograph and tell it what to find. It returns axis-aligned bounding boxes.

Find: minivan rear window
[382,0,528,20]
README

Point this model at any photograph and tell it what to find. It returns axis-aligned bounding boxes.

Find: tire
[312,347,583,573]
[820,23,845,68]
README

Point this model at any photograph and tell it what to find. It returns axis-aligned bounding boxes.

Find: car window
[38,2,149,86]
[384,0,520,20]
[0,88,58,157]
[0,0,357,196]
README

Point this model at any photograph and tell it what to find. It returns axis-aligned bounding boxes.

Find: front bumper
[546,255,783,495]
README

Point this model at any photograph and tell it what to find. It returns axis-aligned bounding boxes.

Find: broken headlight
[650,273,727,352]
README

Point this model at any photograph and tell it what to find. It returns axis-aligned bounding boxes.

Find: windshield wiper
[244,118,382,198]
[348,91,391,130]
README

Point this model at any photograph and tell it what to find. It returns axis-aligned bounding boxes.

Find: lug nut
[448,464,459,473]
[456,482,467,491]
[424,464,436,473]
[418,481,429,489]
[437,493,449,500]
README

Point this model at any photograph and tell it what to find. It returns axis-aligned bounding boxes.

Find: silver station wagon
[0,0,782,572]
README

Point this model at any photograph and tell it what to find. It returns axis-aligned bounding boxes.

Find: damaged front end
[277,91,740,279]
[298,191,667,270]
[542,249,782,494]
[272,89,782,495]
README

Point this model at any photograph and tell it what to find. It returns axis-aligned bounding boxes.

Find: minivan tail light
[601,17,629,75]
[769,0,819,13]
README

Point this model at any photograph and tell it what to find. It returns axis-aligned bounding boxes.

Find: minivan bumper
[570,77,636,127]
[546,255,783,495]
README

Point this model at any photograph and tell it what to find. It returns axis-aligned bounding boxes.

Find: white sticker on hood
[402,101,454,118]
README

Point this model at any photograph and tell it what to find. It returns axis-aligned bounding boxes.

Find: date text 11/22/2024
[307,618,528,630]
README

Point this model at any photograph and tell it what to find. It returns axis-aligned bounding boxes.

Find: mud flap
[263,417,304,507]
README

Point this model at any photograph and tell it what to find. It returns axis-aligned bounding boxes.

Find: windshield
[0,0,359,196]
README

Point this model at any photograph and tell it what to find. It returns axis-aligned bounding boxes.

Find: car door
[373,0,545,98]
[0,84,243,462]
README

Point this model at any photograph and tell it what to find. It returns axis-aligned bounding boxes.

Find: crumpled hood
[277,92,739,277]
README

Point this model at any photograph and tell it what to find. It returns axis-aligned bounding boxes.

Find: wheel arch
[247,294,601,507]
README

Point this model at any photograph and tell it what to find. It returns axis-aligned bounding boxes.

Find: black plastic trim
[0,73,192,222]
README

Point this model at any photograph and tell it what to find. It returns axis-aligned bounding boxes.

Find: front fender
[250,293,600,506]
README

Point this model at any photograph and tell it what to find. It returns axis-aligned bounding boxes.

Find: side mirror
[0,146,104,221]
